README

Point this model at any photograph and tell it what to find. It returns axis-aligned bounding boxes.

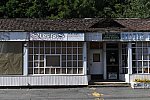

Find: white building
[0,18,150,86]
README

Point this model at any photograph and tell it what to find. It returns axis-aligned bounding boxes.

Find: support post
[23,42,28,76]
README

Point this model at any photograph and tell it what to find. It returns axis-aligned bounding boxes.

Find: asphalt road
[0,87,150,100]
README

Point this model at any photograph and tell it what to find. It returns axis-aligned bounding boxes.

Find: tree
[123,0,150,18]
[26,0,48,18]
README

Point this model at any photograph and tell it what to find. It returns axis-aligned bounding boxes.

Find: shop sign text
[30,32,84,41]
[121,32,150,41]
[102,33,120,40]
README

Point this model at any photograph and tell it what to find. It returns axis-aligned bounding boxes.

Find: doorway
[106,43,119,80]
[89,42,103,80]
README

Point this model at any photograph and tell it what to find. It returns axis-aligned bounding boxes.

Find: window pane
[138,54,142,60]
[78,61,83,67]
[51,48,55,54]
[73,68,77,74]
[34,55,39,60]
[67,55,72,60]
[78,68,83,74]
[39,62,44,67]
[45,68,50,74]
[39,68,44,74]
[45,42,50,47]
[51,42,55,47]
[78,48,82,54]
[62,48,66,54]
[143,61,148,66]
[34,42,39,47]
[28,55,33,61]
[78,55,83,60]
[56,68,61,74]
[67,61,72,67]
[40,42,44,47]
[137,42,142,47]
[144,68,149,73]
[45,48,50,54]
[56,48,61,54]
[73,55,77,60]
[62,55,66,61]
[34,62,39,67]
[34,68,38,74]
[67,48,72,54]
[73,42,77,47]
[28,68,33,74]
[29,48,33,54]
[46,55,60,67]
[93,53,100,62]
[143,48,148,54]
[67,42,72,47]
[73,61,77,67]
[62,62,66,67]
[143,55,148,60]
[138,68,142,73]
[34,48,39,54]
[62,42,66,47]
[138,62,142,67]
[40,55,44,60]
[78,42,82,47]
[29,62,33,68]
[40,48,44,54]
[29,42,33,47]
[73,48,77,54]
[132,68,137,74]
[62,68,66,74]
[56,42,61,47]
[67,68,72,74]
[51,68,55,74]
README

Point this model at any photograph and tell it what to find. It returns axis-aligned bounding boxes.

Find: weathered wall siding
[130,74,150,82]
[0,76,88,86]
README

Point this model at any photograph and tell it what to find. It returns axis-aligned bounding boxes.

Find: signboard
[102,33,120,40]
[85,33,102,41]
[121,32,150,41]
[30,32,84,41]
[0,32,28,41]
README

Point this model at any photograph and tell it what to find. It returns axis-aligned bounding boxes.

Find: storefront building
[0,18,150,86]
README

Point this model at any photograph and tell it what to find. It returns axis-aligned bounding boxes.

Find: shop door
[90,50,103,79]
[106,43,119,80]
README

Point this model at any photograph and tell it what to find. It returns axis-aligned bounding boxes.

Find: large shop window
[28,42,83,75]
[0,42,23,75]
[132,42,150,74]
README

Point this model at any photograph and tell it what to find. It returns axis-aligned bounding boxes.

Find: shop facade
[0,18,150,86]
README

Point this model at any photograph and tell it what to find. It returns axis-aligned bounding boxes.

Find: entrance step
[88,81,131,87]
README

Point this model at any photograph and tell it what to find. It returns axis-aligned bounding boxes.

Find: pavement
[0,87,150,100]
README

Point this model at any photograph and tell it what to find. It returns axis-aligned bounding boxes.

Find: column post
[127,42,132,82]
[23,42,28,76]
[103,42,107,80]
[83,42,87,75]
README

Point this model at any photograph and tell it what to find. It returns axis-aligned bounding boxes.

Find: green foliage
[123,0,150,18]
[0,0,150,18]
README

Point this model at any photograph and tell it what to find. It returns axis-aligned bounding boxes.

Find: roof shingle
[0,18,150,32]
